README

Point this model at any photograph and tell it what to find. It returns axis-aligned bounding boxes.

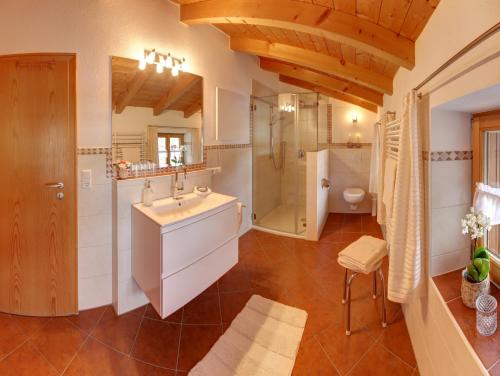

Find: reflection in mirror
[111,56,203,172]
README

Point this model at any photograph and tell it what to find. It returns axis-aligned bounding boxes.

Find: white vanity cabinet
[132,193,239,318]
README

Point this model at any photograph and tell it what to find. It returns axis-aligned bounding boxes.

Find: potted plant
[461,208,492,308]
[113,160,131,179]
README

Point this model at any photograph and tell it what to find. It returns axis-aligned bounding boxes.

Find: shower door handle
[321,178,331,190]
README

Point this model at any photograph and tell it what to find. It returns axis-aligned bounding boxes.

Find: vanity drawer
[161,236,238,318]
[161,205,238,278]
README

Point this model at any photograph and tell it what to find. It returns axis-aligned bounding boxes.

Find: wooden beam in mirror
[112,56,204,169]
[153,74,201,116]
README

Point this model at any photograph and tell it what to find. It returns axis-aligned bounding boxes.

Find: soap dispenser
[142,179,153,207]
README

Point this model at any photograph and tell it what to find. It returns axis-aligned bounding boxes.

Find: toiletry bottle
[142,179,153,206]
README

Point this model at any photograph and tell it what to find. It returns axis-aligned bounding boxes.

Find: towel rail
[384,117,400,162]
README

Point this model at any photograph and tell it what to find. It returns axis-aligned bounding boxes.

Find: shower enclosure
[252,92,328,237]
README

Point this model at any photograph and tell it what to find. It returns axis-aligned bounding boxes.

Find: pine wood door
[0,54,77,316]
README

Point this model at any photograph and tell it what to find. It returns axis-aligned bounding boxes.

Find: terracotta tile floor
[0,213,418,375]
[433,270,500,374]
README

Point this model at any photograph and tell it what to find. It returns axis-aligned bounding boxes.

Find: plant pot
[461,269,490,308]
[118,168,129,179]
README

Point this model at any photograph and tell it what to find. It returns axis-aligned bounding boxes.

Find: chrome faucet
[172,168,188,198]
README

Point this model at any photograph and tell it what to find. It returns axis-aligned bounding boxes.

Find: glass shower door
[252,93,321,237]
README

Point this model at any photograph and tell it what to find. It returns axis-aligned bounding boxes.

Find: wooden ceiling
[172,0,440,112]
[111,56,202,117]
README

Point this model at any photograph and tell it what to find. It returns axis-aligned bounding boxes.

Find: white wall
[0,0,290,310]
[331,99,377,144]
[429,110,472,276]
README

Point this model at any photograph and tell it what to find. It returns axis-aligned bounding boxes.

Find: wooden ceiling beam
[183,100,202,118]
[231,38,392,94]
[114,69,151,114]
[180,0,414,69]
[279,75,378,113]
[260,58,383,106]
[153,74,200,116]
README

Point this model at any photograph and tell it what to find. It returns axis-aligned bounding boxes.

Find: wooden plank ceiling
[112,56,202,117]
[172,0,440,112]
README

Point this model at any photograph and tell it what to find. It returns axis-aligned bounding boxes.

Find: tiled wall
[328,99,378,214]
[429,109,472,276]
[329,147,372,213]
[77,151,113,309]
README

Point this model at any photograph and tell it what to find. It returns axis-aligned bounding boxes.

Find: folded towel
[338,236,387,273]
[474,183,500,225]
[383,158,397,218]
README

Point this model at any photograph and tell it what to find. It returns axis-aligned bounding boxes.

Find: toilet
[343,188,365,210]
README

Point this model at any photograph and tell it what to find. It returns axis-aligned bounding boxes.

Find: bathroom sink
[132,191,240,318]
[133,192,237,228]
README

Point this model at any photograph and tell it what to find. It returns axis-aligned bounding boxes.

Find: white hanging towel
[369,122,380,194]
[387,91,424,303]
[474,183,500,225]
[377,117,387,226]
[382,158,397,219]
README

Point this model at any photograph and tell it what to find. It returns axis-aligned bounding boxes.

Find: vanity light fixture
[138,49,187,76]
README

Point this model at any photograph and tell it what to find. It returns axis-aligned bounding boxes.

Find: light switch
[80,169,92,189]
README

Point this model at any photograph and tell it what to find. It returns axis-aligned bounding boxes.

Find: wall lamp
[351,112,358,124]
[138,49,187,77]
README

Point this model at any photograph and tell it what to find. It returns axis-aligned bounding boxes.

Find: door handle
[46,182,64,189]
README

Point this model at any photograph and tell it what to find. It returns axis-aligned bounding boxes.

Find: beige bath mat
[189,295,308,376]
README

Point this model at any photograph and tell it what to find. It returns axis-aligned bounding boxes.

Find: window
[472,110,500,283]
[157,133,184,168]
[483,130,500,257]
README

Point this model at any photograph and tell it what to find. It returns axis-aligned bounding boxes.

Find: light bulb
[156,62,163,74]
[172,65,179,77]
[146,50,156,64]
[165,53,173,68]
[138,57,147,70]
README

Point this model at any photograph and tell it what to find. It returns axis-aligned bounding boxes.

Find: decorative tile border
[327,104,333,144]
[77,147,113,178]
[430,150,473,162]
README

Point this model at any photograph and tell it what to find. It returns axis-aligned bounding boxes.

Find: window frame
[472,109,500,284]
[157,133,185,167]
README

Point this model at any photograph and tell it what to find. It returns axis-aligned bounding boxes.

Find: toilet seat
[343,188,365,210]
[343,188,365,199]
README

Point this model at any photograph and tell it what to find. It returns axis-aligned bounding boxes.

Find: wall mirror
[111,56,203,170]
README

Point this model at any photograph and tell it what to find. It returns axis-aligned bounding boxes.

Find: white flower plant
[461,207,492,283]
